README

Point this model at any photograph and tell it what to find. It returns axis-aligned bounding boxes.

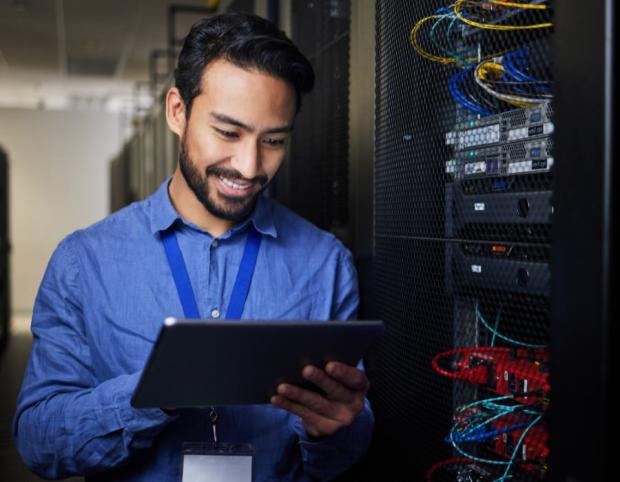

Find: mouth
[216,175,254,198]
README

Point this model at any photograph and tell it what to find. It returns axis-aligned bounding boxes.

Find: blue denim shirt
[13,178,374,481]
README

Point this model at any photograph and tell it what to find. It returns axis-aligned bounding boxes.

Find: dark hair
[175,13,314,118]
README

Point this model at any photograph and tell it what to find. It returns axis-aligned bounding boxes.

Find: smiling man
[13,12,374,482]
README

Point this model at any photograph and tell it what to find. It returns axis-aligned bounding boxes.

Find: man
[13,12,374,482]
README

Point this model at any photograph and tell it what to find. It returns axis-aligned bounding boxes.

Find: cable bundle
[454,0,553,31]
[475,57,552,108]
[447,395,546,482]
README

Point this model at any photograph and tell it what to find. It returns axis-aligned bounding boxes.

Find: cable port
[492,180,509,191]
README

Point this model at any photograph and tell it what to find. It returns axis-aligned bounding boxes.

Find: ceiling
[0,0,232,112]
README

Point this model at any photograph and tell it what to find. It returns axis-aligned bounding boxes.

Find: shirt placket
[207,238,222,319]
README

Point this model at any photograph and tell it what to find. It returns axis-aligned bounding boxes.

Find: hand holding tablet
[272,361,371,439]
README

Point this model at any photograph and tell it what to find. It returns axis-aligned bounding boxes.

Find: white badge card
[181,443,254,482]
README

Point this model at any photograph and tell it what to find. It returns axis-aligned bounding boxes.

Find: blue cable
[504,50,535,82]
[452,399,540,443]
[447,395,543,471]
[429,12,465,63]
[503,49,552,94]
[490,306,501,346]
[430,14,451,55]
[446,14,459,38]
[449,68,493,116]
[447,421,530,443]
[475,302,548,349]
[449,424,514,466]
[494,414,544,482]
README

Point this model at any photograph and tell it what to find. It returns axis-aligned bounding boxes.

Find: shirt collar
[148,176,278,239]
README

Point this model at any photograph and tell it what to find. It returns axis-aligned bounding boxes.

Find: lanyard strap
[161,227,262,320]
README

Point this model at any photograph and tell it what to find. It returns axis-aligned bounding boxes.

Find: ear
[166,87,187,138]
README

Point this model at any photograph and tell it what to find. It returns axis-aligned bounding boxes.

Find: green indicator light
[469,121,475,127]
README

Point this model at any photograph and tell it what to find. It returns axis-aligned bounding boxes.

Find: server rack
[362,1,612,481]
[279,0,352,239]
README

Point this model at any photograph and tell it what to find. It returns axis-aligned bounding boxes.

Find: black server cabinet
[0,147,9,350]
[365,1,610,481]
[549,1,613,480]
[279,0,351,237]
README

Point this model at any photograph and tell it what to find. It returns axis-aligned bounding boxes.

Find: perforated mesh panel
[287,0,350,231]
[372,2,553,480]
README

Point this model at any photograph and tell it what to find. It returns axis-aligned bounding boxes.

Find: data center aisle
[0,315,82,482]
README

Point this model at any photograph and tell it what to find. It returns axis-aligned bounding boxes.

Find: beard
[178,136,269,223]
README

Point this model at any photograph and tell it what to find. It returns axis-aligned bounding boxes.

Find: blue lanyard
[161,227,262,320]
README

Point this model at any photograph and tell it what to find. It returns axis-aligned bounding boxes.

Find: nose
[230,138,261,181]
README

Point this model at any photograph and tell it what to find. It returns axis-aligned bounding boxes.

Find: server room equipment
[373,1,549,481]
[365,1,612,481]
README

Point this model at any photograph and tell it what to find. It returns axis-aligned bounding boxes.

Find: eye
[214,127,239,139]
[263,137,286,147]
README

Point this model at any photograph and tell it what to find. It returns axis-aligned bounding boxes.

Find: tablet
[131,318,384,408]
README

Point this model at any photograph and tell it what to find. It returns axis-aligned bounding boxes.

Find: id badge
[181,443,254,482]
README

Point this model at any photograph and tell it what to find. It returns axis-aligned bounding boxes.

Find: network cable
[449,69,494,116]
[503,48,552,93]
[454,0,553,31]
[410,9,507,64]
[475,60,551,107]
[447,395,543,470]
[493,413,544,481]
[425,457,473,482]
[475,301,548,348]
[490,0,548,10]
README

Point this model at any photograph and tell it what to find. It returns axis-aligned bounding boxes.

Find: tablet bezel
[131,318,384,408]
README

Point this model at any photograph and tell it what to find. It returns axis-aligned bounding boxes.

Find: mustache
[206,166,268,187]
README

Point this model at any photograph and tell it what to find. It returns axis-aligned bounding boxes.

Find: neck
[168,166,235,238]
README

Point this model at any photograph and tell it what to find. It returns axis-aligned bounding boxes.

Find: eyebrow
[210,112,293,134]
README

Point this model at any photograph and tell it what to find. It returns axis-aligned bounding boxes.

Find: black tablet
[131,318,384,408]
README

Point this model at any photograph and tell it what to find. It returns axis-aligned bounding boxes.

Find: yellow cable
[410,14,462,64]
[409,13,506,64]
[454,0,553,30]
[489,0,548,9]
[475,59,543,107]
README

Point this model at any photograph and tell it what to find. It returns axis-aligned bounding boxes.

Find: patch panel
[446,103,553,151]
[446,137,553,179]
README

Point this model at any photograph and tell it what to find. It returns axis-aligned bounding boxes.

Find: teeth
[219,176,251,190]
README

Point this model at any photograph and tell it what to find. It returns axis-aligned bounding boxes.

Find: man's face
[178,58,297,222]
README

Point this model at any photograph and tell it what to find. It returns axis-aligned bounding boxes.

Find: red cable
[431,346,507,381]
[425,457,473,482]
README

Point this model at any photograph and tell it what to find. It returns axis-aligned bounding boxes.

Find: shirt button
[212,240,219,248]
[211,309,220,319]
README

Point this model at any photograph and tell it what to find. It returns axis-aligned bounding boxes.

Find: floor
[0,313,82,481]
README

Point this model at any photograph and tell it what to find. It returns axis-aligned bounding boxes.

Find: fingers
[302,365,356,404]
[273,382,352,423]
[270,363,370,438]
[324,362,370,393]
[270,394,342,438]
